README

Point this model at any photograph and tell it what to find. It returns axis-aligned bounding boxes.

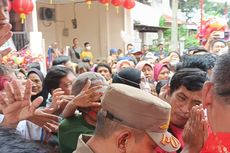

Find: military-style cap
[101,83,181,152]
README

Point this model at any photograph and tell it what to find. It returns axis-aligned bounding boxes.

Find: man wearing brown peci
[73,83,181,153]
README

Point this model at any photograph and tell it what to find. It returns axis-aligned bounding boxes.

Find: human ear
[202,81,214,108]
[117,130,131,153]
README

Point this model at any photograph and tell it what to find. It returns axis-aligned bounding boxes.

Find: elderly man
[59,72,106,153]
[73,83,181,153]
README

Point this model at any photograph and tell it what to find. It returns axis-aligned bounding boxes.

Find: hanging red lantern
[7,0,12,12]
[99,0,110,11]
[111,0,123,13]
[12,0,34,24]
[111,0,123,6]
[123,0,135,9]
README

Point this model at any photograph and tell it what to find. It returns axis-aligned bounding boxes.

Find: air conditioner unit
[40,7,55,21]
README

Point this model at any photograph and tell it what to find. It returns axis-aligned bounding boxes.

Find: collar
[74,134,94,153]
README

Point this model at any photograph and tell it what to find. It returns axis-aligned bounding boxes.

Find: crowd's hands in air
[43,88,75,115]
[0,80,60,133]
[182,105,208,153]
[63,80,103,118]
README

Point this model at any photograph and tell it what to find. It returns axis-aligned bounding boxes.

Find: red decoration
[197,18,227,45]
[123,0,135,9]
[99,0,110,11]
[111,0,123,13]
[99,0,110,4]
[7,0,12,11]
[12,0,34,24]
[111,0,123,6]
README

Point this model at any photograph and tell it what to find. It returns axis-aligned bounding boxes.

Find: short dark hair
[94,63,112,74]
[44,66,74,94]
[170,68,208,95]
[179,54,217,72]
[27,62,41,70]
[212,53,230,100]
[94,110,127,138]
[84,42,90,47]
[75,62,90,73]
[52,56,70,66]
[127,43,133,50]
[192,47,208,55]
[0,126,59,153]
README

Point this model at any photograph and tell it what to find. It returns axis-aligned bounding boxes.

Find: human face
[211,41,226,54]
[127,132,158,153]
[158,67,169,81]
[142,65,152,80]
[120,62,131,70]
[143,46,149,52]
[127,45,133,52]
[73,38,78,46]
[0,1,9,24]
[59,72,75,95]
[97,66,111,81]
[28,73,43,95]
[169,85,203,128]
[169,52,180,61]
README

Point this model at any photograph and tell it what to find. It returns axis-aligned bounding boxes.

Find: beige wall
[36,2,125,60]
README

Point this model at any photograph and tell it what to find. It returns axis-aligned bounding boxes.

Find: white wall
[36,2,125,60]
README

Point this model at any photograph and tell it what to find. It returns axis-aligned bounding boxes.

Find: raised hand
[72,80,103,108]
[28,109,60,133]
[43,88,75,114]
[0,80,43,126]
[182,105,208,153]
[0,23,13,59]
[63,80,103,118]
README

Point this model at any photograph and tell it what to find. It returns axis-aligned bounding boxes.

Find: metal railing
[12,32,29,51]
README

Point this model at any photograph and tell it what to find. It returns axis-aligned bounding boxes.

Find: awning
[134,24,169,33]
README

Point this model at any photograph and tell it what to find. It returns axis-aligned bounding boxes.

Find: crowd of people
[0,0,230,153]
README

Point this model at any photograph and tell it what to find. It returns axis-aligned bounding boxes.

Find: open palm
[0,80,43,126]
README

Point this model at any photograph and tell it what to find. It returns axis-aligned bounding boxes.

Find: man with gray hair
[183,53,230,152]
[73,84,181,153]
[59,72,107,153]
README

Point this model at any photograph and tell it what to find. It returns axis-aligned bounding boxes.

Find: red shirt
[155,124,184,153]
[200,132,230,153]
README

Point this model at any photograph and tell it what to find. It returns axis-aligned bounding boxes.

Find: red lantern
[12,0,34,24]
[7,0,12,12]
[99,0,110,4]
[111,0,123,6]
[123,0,135,9]
[111,0,123,13]
[99,0,110,10]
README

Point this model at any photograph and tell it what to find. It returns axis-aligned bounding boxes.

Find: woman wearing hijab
[154,63,170,82]
[27,68,49,107]
[135,61,156,95]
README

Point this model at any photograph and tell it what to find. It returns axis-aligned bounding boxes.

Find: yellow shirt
[80,51,93,62]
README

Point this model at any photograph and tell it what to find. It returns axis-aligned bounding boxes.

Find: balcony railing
[12,32,29,51]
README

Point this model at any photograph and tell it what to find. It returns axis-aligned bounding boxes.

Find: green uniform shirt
[58,115,95,153]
